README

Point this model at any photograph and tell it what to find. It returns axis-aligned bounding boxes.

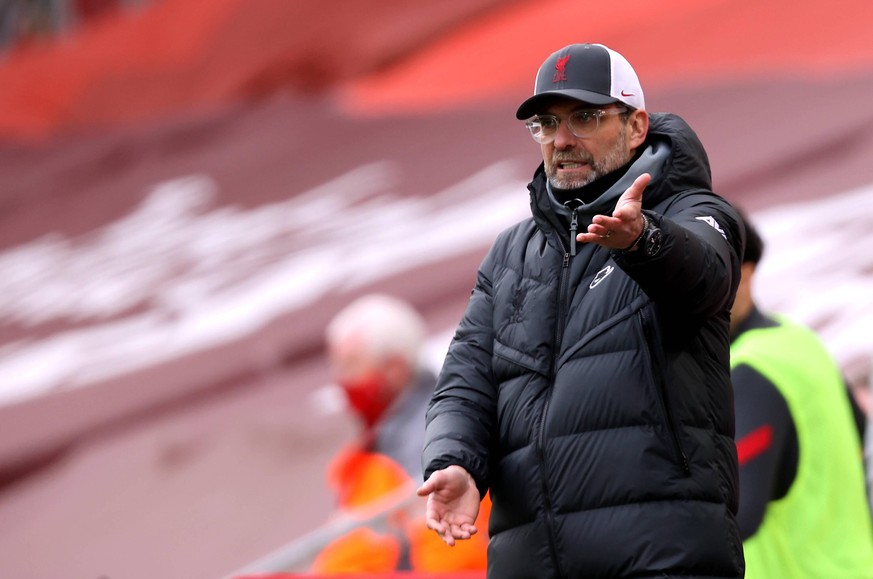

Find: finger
[449,524,471,541]
[576,230,605,244]
[426,517,446,536]
[577,222,614,244]
[586,222,614,238]
[591,214,620,228]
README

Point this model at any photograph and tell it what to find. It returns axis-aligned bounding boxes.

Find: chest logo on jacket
[589,265,615,289]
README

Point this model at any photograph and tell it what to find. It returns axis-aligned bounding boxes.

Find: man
[731,216,873,578]
[325,293,433,481]
[313,293,488,573]
[417,43,745,578]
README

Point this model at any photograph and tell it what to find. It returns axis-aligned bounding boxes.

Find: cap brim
[515,89,618,120]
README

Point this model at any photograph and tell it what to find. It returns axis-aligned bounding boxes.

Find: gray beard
[547,126,631,190]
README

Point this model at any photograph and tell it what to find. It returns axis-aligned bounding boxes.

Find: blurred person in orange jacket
[311,294,489,573]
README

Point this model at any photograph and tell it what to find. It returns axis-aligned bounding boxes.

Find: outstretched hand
[416,465,481,546]
[576,172,651,249]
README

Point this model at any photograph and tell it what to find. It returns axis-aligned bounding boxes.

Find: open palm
[417,465,481,546]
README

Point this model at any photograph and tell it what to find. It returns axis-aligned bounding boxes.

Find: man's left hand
[576,172,651,250]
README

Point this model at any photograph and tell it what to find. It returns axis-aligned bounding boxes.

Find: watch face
[645,229,663,257]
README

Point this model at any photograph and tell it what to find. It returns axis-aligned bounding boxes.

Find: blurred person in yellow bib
[730,215,873,578]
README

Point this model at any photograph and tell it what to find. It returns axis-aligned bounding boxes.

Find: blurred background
[1,1,872,578]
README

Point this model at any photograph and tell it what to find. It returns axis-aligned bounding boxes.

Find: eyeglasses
[524,107,628,144]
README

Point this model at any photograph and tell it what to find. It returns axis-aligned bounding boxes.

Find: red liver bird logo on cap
[553,55,570,83]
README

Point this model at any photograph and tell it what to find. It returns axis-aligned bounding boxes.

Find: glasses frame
[524,106,630,144]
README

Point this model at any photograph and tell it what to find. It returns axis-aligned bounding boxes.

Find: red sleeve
[732,363,798,539]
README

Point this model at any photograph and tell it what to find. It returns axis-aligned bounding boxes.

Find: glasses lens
[526,116,558,143]
[567,110,600,138]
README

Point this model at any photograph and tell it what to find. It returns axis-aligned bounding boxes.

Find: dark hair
[737,208,765,265]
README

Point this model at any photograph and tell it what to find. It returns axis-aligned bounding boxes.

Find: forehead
[330,341,378,378]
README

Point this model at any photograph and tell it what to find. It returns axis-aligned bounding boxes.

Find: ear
[627,109,649,149]
[740,262,758,287]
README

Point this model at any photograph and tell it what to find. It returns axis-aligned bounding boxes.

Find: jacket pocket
[493,339,550,378]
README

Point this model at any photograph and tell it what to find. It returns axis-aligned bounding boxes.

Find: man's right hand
[416,465,481,546]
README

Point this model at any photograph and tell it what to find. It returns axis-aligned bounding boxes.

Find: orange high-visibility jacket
[312,446,490,573]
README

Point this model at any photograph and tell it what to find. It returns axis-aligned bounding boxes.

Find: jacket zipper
[639,309,690,475]
[535,236,572,579]
[568,206,579,257]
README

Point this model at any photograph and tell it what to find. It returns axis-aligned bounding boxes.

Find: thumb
[613,173,650,217]
[416,472,438,496]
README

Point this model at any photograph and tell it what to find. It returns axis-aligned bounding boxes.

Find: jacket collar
[532,139,670,232]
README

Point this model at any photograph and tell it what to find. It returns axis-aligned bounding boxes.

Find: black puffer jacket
[423,114,745,578]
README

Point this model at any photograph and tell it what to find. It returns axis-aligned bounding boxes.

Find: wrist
[621,214,649,252]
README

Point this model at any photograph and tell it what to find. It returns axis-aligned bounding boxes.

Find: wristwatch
[640,213,663,257]
[621,212,663,257]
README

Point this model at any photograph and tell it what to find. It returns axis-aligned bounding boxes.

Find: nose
[552,118,576,149]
